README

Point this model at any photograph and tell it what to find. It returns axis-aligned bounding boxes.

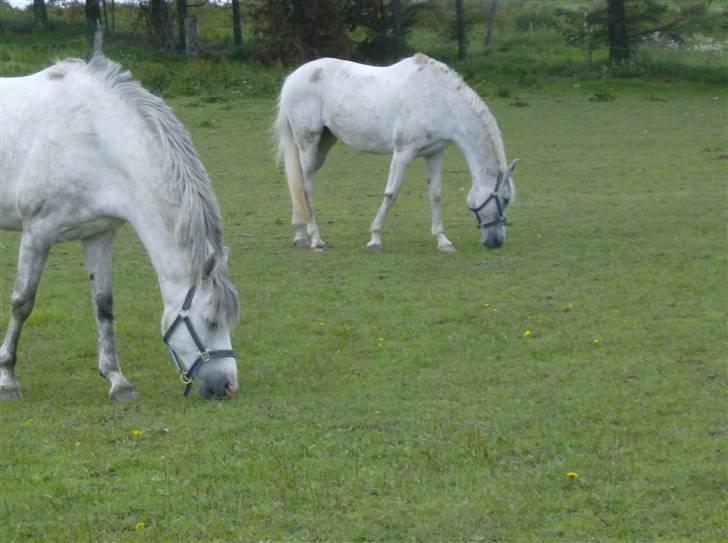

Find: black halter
[469,170,510,229]
[162,286,236,396]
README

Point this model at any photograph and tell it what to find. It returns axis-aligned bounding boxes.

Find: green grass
[0,75,726,541]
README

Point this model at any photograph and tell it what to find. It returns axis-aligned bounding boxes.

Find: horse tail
[274,102,309,226]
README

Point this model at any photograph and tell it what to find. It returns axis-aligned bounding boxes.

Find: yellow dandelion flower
[131,429,143,438]
[483,303,490,308]
[25,418,33,424]
[378,337,384,342]
[592,338,600,346]
[566,471,579,478]
[135,522,145,530]
[523,329,532,337]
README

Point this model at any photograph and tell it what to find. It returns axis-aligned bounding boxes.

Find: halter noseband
[162,286,236,396]
[469,170,510,229]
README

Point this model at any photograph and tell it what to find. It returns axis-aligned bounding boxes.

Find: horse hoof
[292,239,309,249]
[110,383,137,401]
[367,244,384,253]
[311,243,327,252]
[0,385,22,400]
[438,244,456,253]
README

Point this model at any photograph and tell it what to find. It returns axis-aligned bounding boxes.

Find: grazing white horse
[0,54,239,400]
[274,53,517,252]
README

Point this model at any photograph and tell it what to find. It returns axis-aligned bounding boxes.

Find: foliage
[557,0,720,49]
[246,0,361,64]
[0,82,726,540]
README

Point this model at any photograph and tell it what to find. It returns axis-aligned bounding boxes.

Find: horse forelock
[85,54,236,323]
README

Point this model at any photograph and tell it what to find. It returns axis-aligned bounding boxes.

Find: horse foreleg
[0,232,51,399]
[367,149,414,252]
[82,233,136,401]
[426,153,455,252]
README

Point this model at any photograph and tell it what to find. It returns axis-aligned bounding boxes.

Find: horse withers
[0,55,239,400]
[274,53,518,252]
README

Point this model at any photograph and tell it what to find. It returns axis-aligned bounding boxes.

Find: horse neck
[454,114,506,187]
[127,203,197,311]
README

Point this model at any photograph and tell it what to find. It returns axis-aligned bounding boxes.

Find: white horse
[274,53,517,252]
[0,54,239,400]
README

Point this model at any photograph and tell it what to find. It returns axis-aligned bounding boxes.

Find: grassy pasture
[0,74,726,541]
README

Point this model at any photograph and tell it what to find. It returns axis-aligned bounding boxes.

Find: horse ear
[222,246,230,264]
[202,253,217,281]
[507,159,519,176]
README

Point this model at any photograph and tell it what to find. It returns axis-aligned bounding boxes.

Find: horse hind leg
[297,132,330,251]
[426,153,455,252]
[82,233,136,401]
[0,232,52,399]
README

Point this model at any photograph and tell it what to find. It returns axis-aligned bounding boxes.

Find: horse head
[162,251,239,399]
[469,159,518,248]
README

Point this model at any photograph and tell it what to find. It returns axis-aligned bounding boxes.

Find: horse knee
[10,293,34,321]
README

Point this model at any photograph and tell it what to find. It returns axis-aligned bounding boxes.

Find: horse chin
[483,228,505,248]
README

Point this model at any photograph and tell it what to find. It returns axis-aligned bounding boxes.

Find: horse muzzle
[198,378,238,399]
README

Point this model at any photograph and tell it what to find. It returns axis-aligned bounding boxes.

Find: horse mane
[83,54,239,324]
[414,54,508,170]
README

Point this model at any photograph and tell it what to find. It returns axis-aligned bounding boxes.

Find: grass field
[0,65,726,541]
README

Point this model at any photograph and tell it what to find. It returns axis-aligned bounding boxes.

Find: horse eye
[208,321,219,330]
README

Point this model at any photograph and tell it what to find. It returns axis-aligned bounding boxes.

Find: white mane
[81,54,239,323]
[413,53,507,168]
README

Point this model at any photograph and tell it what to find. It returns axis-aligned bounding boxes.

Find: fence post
[185,16,198,58]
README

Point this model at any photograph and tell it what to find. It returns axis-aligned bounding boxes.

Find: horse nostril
[225,382,237,397]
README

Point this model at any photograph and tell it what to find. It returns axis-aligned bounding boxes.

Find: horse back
[0,62,146,234]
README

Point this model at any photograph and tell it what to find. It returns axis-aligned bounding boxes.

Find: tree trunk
[483,0,497,50]
[176,0,187,51]
[456,0,466,59]
[391,0,403,58]
[33,0,48,29]
[85,0,101,26]
[149,0,169,49]
[607,0,629,64]
[232,0,242,46]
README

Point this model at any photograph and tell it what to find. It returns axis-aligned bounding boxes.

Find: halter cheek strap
[468,170,510,229]
[163,286,236,396]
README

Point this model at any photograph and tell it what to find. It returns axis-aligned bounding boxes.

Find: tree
[33,0,48,29]
[607,0,629,63]
[391,0,403,58]
[232,0,243,46]
[176,0,187,51]
[455,0,466,59]
[85,0,101,26]
[558,0,705,66]
[482,0,497,51]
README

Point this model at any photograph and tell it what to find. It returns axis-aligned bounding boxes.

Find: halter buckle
[179,372,192,385]
[200,350,211,363]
